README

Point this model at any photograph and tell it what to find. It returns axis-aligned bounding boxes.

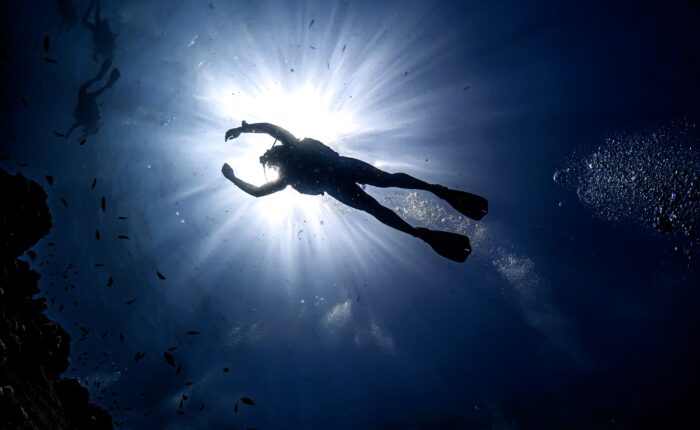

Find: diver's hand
[221,163,235,179]
[225,121,249,141]
[225,127,242,141]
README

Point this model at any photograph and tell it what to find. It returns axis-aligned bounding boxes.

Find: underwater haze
[2,0,700,428]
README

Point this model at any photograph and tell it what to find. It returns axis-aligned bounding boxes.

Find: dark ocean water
[2,0,700,428]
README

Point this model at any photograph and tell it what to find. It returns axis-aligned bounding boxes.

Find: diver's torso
[284,138,340,195]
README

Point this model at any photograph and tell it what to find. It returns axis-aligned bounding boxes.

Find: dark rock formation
[0,168,112,429]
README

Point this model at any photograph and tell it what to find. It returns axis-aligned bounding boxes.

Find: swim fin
[416,227,471,262]
[436,187,488,220]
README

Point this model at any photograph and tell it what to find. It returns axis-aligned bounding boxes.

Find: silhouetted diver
[82,0,117,61]
[222,122,488,262]
[66,59,120,140]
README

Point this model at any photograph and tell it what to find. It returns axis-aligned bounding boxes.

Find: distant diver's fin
[416,228,471,262]
[437,188,488,220]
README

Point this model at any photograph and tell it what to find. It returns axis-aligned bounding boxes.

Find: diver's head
[259,145,289,169]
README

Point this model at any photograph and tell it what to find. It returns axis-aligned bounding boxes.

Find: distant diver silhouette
[66,59,120,140]
[82,0,117,61]
[222,122,488,262]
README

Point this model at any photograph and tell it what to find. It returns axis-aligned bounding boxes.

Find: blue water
[3,0,700,428]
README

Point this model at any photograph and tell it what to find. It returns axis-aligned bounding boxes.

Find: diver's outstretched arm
[82,0,96,30]
[222,163,286,197]
[225,121,298,145]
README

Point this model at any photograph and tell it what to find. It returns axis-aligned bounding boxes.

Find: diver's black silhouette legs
[326,182,472,261]
[326,183,419,237]
[339,158,488,220]
[339,158,440,192]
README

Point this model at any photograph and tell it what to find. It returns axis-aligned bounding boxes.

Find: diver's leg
[340,157,441,192]
[326,183,472,262]
[327,183,419,237]
[340,157,488,220]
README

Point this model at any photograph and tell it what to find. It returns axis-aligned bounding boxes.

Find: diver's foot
[434,186,488,220]
[416,227,471,263]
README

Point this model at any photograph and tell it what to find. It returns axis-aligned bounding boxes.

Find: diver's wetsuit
[222,122,487,262]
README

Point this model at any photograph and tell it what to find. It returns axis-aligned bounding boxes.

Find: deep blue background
[2,0,699,428]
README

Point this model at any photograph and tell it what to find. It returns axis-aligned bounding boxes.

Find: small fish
[310,46,316,49]
[107,276,113,287]
[101,196,106,212]
[403,71,408,77]
[164,352,176,367]
[176,363,182,375]
[185,381,194,386]
[45,175,54,185]
[234,402,238,412]
[168,346,178,352]
[94,263,105,267]
[125,299,136,306]
[79,138,87,146]
[118,216,128,220]
[186,331,200,336]
[462,85,471,91]
[44,57,58,64]
[61,198,68,207]
[178,399,183,410]
[199,403,205,412]
[101,330,109,338]
[91,177,97,189]
[309,19,315,28]
[95,230,101,240]
[223,367,229,373]
[157,271,166,280]
[119,332,124,342]
[342,44,346,53]
[240,397,255,406]
[133,351,147,362]
[357,294,361,303]
[182,394,189,401]
[117,235,130,240]
[43,36,50,52]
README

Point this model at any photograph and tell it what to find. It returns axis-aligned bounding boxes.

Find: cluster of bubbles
[553,120,700,265]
